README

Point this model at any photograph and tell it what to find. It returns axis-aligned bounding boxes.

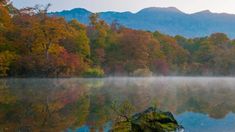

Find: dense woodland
[1,0,235,77]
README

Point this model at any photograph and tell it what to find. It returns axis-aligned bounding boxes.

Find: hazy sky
[12,0,235,14]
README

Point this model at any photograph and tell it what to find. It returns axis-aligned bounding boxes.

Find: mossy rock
[111,121,132,132]
[111,107,184,132]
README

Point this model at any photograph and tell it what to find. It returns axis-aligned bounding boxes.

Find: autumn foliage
[1,2,235,77]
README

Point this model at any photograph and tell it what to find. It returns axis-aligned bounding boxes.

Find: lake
[0,77,235,132]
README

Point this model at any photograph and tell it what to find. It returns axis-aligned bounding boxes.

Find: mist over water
[1,77,235,131]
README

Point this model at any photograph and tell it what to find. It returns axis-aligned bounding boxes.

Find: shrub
[82,68,104,78]
[132,68,152,77]
[0,51,18,77]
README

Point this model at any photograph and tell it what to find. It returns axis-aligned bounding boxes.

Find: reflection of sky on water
[176,112,235,132]
[68,122,111,132]
[72,112,235,132]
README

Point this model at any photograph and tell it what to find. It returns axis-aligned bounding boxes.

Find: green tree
[87,13,109,66]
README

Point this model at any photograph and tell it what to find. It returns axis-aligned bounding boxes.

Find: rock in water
[111,107,184,132]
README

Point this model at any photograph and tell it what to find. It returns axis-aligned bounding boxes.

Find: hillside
[51,7,235,38]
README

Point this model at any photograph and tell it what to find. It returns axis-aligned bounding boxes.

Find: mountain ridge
[50,7,235,38]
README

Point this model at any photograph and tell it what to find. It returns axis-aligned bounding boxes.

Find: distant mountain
[50,7,235,38]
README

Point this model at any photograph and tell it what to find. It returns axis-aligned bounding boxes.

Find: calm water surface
[0,77,235,132]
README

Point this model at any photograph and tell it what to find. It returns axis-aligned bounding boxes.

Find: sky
[11,0,235,14]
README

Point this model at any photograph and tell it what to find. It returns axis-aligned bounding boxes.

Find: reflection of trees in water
[1,78,235,131]
[0,80,16,104]
[0,79,91,131]
[100,78,235,119]
[173,82,235,119]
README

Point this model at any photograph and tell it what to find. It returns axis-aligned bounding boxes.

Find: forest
[1,0,235,77]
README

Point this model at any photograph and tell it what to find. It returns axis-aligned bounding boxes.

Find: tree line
[1,1,235,77]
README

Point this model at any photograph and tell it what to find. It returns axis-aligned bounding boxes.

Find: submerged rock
[112,107,184,132]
